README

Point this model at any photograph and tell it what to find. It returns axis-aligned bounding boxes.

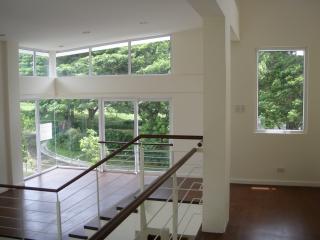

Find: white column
[0,41,10,186]
[0,41,23,185]
[49,51,56,78]
[202,16,231,233]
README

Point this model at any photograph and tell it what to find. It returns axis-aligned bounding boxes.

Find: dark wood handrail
[89,146,199,240]
[0,134,203,193]
[99,140,173,147]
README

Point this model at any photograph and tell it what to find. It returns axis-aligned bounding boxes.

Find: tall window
[19,49,49,76]
[257,49,305,132]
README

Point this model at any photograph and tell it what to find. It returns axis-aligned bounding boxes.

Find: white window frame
[19,48,50,77]
[255,47,308,134]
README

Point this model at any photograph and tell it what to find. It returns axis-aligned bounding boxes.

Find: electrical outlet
[276,168,285,173]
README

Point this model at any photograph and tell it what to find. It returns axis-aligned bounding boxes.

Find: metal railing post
[56,193,63,240]
[172,152,178,240]
[96,169,101,227]
[139,145,147,239]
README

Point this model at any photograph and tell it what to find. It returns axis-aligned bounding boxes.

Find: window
[131,36,171,74]
[55,35,171,76]
[92,42,129,75]
[19,49,49,76]
[257,49,305,132]
[20,101,37,176]
[20,98,171,177]
[35,52,49,76]
[19,49,33,76]
[56,49,89,77]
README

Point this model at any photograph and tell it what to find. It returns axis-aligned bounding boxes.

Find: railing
[0,134,203,240]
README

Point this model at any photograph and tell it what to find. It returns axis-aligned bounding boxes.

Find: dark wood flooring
[197,184,320,240]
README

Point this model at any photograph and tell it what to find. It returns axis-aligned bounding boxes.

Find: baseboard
[230,178,320,187]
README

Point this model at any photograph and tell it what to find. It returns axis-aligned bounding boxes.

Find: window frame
[19,48,50,77]
[255,47,308,134]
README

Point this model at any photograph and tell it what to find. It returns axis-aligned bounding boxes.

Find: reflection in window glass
[35,52,49,76]
[20,101,37,177]
[19,49,33,76]
[139,101,170,171]
[56,49,89,77]
[257,50,305,132]
[131,36,171,74]
[39,99,100,168]
[92,43,129,75]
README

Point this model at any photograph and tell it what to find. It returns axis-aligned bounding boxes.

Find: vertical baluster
[172,151,178,240]
[96,169,101,227]
[56,193,62,240]
[139,144,147,239]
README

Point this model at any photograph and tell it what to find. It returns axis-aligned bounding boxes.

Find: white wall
[231,0,320,186]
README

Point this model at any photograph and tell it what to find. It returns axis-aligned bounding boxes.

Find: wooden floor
[197,184,320,240]
[0,168,202,239]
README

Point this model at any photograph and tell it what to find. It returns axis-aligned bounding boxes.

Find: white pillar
[202,16,232,233]
[0,40,23,185]
[0,41,10,186]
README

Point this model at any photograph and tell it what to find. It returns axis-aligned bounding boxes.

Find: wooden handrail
[99,140,173,147]
[89,146,199,240]
[0,134,203,193]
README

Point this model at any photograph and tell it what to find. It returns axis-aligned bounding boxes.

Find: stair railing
[0,134,202,240]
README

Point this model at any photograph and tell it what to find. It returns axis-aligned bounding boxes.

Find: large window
[20,98,170,177]
[19,49,49,76]
[257,49,305,132]
[56,36,171,77]
[56,49,90,77]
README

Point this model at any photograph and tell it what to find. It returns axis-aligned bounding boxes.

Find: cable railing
[0,134,203,240]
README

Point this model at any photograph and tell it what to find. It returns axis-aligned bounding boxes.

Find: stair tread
[116,192,139,213]
[69,227,89,239]
[100,207,118,221]
[84,217,101,230]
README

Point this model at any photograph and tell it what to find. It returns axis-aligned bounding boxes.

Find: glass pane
[56,49,89,77]
[92,42,129,75]
[35,52,49,76]
[104,101,135,171]
[139,101,170,171]
[257,50,305,131]
[39,99,99,170]
[20,101,37,177]
[131,36,171,74]
[19,49,33,76]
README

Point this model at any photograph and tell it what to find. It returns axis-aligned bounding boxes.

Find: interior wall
[231,0,320,186]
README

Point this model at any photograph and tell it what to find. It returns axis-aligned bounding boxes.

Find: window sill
[255,129,305,135]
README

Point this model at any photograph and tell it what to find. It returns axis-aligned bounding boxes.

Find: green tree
[80,129,101,164]
[19,52,33,76]
[258,51,304,130]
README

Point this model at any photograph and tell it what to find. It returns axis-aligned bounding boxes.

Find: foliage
[80,129,101,164]
[258,51,304,130]
[19,53,33,76]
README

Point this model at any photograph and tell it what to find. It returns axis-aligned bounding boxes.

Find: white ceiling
[0,0,202,51]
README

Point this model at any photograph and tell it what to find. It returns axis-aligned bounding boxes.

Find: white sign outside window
[40,123,52,141]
